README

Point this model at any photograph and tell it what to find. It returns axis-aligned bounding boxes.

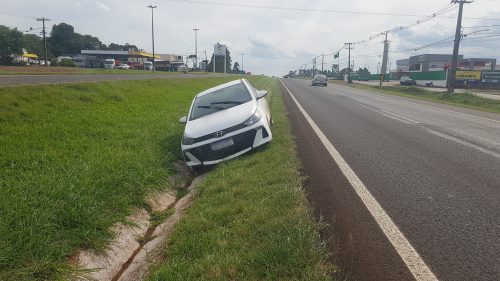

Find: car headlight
[243,111,262,127]
[182,136,195,145]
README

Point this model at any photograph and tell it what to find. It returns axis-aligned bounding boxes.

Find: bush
[60,58,76,67]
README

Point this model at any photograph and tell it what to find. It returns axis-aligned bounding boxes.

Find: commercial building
[396,54,496,72]
[154,54,185,71]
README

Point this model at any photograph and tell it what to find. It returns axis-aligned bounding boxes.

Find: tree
[22,34,43,57]
[75,34,103,50]
[104,43,138,51]
[0,25,23,64]
[48,23,76,56]
[207,47,232,73]
[59,58,76,67]
[232,61,240,73]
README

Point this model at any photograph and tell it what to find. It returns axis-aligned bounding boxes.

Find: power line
[160,0,500,20]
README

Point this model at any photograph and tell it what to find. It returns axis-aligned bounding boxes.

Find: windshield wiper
[211,101,244,105]
[197,105,225,110]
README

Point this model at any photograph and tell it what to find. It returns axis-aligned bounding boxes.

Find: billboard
[482,71,500,83]
[214,43,226,56]
[455,70,481,80]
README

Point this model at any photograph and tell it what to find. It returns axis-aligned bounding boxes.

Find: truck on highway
[144,61,153,71]
[104,59,115,69]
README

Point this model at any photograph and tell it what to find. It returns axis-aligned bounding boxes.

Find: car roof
[196,79,249,98]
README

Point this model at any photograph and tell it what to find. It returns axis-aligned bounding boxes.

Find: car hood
[184,100,256,138]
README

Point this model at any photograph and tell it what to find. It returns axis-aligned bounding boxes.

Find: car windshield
[190,82,252,120]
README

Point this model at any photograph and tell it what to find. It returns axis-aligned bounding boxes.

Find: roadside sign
[214,44,226,56]
[455,70,481,80]
[482,71,500,83]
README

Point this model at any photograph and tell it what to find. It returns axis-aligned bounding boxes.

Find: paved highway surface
[0,73,227,86]
[280,78,500,281]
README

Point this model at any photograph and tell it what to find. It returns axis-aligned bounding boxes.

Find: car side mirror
[256,90,268,99]
[179,116,187,124]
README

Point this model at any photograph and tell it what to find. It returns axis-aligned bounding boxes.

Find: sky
[1,0,500,76]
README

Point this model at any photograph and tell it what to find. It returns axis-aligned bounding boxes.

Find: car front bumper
[181,122,272,167]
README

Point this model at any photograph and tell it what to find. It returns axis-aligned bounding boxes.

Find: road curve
[280,78,500,281]
[0,73,229,86]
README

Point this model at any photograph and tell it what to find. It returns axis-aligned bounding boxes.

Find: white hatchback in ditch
[179,79,272,167]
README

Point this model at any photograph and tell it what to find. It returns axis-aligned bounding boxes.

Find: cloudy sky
[1,0,500,75]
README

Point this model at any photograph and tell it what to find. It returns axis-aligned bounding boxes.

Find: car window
[190,82,252,120]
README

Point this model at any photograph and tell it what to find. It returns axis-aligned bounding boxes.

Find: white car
[179,79,272,167]
[117,64,130,69]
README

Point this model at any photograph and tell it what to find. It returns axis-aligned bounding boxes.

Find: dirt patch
[116,175,206,281]
[73,161,204,281]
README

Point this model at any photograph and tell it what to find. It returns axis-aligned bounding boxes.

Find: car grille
[193,123,247,144]
[188,128,258,162]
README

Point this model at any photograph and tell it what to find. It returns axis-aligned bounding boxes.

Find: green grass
[148,79,333,281]
[347,82,500,114]
[0,77,243,280]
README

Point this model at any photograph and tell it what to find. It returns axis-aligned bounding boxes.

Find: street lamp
[193,28,199,70]
[147,5,157,72]
[241,53,244,74]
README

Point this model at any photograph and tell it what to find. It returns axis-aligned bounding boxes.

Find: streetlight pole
[147,5,157,72]
[241,53,244,74]
[193,28,199,70]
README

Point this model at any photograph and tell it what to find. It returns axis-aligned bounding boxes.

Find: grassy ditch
[346,82,500,114]
[0,77,241,280]
[148,79,333,280]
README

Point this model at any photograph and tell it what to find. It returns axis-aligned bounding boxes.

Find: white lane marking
[335,83,500,124]
[343,98,420,125]
[424,128,500,160]
[280,80,438,281]
[379,110,421,124]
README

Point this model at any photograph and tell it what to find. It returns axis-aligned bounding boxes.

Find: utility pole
[345,43,353,83]
[379,31,390,87]
[193,28,199,70]
[312,58,317,77]
[147,5,157,72]
[321,53,324,73]
[448,0,472,94]
[241,53,244,73]
[36,17,50,66]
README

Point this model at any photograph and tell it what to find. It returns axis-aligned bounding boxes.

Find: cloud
[75,2,82,9]
[96,1,109,12]
[247,34,289,59]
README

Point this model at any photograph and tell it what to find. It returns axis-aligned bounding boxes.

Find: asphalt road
[0,73,227,86]
[280,78,500,281]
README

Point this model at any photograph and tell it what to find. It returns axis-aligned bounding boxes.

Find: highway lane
[0,73,228,86]
[281,78,500,281]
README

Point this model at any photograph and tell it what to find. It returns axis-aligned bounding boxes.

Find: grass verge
[148,78,333,280]
[0,65,208,75]
[0,77,240,280]
[339,81,500,114]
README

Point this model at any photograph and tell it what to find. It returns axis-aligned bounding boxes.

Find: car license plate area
[211,138,234,151]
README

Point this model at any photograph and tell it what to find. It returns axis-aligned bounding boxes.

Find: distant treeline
[0,23,139,64]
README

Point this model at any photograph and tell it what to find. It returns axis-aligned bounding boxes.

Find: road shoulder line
[280,79,438,281]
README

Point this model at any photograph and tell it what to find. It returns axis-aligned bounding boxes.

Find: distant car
[400,76,417,86]
[117,64,130,70]
[179,79,272,167]
[311,74,328,86]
